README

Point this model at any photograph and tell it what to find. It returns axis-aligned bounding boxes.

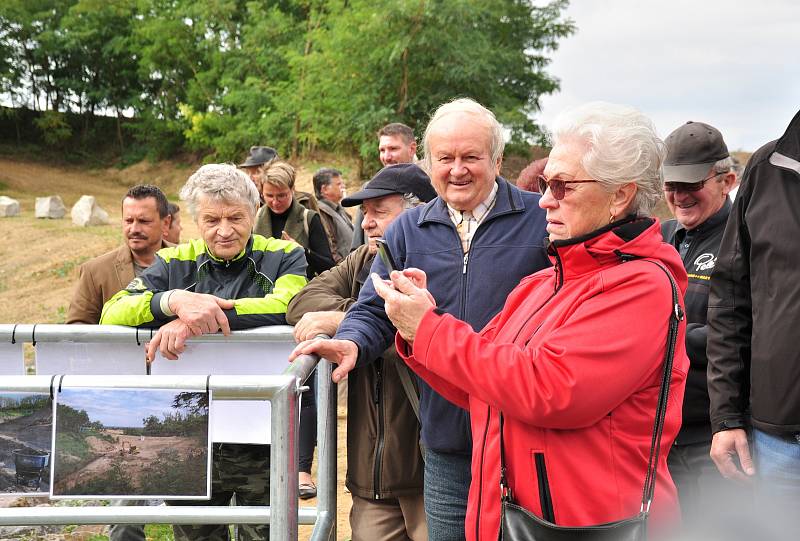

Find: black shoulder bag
[499,260,684,541]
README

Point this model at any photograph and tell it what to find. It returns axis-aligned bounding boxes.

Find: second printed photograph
[51,388,211,499]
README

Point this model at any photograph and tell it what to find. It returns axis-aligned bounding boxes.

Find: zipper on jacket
[462,253,469,274]
[475,404,491,541]
[373,361,385,499]
[535,453,555,523]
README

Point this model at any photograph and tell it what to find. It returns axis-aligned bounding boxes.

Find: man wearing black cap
[661,121,738,521]
[287,163,436,541]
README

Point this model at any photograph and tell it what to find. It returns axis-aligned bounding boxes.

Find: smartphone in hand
[375,238,397,273]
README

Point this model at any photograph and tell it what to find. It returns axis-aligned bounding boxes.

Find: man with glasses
[660,121,738,525]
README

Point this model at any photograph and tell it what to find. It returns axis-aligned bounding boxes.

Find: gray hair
[180,163,260,218]
[551,102,667,216]
[422,98,504,174]
[401,192,422,209]
[712,156,734,175]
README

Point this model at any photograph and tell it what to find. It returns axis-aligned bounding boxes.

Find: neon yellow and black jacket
[100,235,307,329]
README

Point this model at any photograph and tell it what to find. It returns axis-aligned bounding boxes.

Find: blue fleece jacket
[335,177,550,454]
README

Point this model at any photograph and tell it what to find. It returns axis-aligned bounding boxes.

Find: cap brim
[238,160,262,167]
[663,162,716,183]
[341,188,401,207]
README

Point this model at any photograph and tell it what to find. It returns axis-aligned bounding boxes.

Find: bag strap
[637,258,683,513]
[498,257,684,517]
[396,363,427,463]
[302,208,311,238]
[397,364,421,423]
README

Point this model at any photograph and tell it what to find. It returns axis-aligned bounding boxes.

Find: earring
[609,213,615,224]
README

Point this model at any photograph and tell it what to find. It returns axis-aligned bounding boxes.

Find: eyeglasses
[537,175,598,200]
[664,171,725,193]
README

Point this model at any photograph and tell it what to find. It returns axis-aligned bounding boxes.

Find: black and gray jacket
[707,108,800,436]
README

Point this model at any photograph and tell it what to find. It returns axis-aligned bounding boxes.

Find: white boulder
[35,195,66,219]
[71,195,110,226]
[0,196,20,217]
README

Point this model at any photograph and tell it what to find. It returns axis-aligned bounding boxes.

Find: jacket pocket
[534,452,555,523]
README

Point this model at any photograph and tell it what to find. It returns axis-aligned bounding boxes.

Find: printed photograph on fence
[0,392,52,496]
[51,388,211,499]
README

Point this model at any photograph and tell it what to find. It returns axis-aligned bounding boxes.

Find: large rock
[71,195,110,226]
[0,196,20,217]
[35,195,66,219]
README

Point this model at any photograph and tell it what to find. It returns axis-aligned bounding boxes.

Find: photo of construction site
[0,393,52,496]
[51,388,210,499]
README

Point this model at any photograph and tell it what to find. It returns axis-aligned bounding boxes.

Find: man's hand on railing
[169,290,234,335]
[292,311,345,342]
[289,338,357,383]
[147,319,197,361]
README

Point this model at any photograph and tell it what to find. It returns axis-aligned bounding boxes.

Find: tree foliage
[0,0,574,168]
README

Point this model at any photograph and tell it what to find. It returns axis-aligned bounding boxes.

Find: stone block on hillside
[71,195,110,226]
[35,195,66,219]
[0,195,20,217]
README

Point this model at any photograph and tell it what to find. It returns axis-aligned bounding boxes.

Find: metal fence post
[309,358,337,541]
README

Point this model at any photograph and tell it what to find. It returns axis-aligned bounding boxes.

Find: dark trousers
[299,368,317,474]
[668,440,752,537]
[168,443,270,541]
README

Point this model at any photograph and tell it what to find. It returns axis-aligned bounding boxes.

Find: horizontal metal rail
[0,506,320,526]
[0,324,296,344]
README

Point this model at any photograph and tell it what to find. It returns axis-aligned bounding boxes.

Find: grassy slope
[0,156,350,324]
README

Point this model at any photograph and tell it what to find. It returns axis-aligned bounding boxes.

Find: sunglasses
[537,175,598,200]
[664,171,725,193]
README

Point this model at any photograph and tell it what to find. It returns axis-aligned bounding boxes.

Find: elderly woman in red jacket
[373,102,689,540]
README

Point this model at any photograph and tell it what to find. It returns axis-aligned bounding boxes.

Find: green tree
[286,0,573,175]
[59,0,141,146]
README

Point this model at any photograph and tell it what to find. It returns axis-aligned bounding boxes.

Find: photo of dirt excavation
[52,388,210,499]
[0,393,52,496]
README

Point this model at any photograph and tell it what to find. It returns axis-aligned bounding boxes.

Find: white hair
[401,192,422,209]
[712,156,734,175]
[180,163,260,218]
[551,102,667,216]
[422,98,504,174]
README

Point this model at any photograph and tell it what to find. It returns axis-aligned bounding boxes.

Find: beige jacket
[66,242,169,324]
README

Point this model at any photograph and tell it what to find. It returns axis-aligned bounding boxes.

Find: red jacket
[399,218,689,540]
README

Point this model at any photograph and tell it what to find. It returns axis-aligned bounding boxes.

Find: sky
[535,0,800,152]
[58,388,194,428]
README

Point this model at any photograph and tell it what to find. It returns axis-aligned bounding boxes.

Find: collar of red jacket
[545,216,674,280]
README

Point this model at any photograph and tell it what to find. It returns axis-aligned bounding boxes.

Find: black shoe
[298,482,317,500]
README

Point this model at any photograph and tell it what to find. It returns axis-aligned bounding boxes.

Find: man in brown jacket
[287,164,436,541]
[66,184,172,325]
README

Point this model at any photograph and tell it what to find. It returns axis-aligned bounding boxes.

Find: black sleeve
[305,213,336,276]
[707,159,754,433]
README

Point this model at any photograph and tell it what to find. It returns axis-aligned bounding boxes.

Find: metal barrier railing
[0,324,337,541]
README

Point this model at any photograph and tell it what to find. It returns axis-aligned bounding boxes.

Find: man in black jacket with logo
[708,110,800,512]
[661,121,737,522]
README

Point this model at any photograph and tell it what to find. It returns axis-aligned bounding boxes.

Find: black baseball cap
[341,163,437,206]
[663,121,729,183]
[239,146,278,167]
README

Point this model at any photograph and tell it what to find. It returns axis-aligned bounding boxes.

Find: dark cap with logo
[341,163,437,207]
[663,121,729,183]
[239,146,278,168]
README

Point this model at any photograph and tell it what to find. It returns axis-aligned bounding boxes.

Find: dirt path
[57,432,203,494]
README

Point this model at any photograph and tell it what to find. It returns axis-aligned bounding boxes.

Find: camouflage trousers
[168,443,270,541]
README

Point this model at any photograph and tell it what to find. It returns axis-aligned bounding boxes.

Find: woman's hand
[371,270,435,344]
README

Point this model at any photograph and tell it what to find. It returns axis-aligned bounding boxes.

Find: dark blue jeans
[423,449,471,541]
